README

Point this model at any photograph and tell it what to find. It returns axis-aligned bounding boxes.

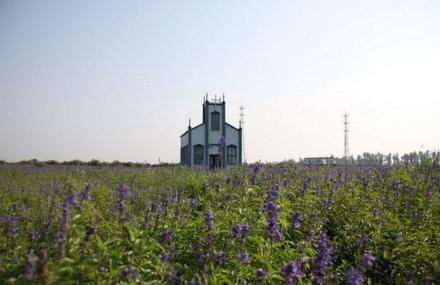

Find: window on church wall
[211,112,220,131]
[181,145,189,165]
[227,145,237,165]
[194,144,204,165]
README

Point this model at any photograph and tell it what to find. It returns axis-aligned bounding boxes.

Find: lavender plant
[0,159,438,283]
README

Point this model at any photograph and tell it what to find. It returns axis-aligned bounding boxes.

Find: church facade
[180,95,242,169]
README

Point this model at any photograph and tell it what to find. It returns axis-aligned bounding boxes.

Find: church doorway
[209,155,221,169]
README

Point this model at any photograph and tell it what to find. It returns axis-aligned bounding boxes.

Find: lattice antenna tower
[343,113,350,159]
[239,103,246,163]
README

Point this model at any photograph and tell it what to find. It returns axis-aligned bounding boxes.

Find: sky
[1,0,439,163]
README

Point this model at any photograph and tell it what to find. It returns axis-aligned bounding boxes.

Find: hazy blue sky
[1,1,439,163]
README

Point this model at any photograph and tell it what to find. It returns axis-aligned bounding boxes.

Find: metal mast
[343,113,350,160]
[239,104,246,163]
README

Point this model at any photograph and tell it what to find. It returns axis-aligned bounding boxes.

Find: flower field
[0,163,439,284]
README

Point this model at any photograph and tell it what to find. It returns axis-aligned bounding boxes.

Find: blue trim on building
[188,126,192,168]
[222,101,226,168]
[204,100,209,168]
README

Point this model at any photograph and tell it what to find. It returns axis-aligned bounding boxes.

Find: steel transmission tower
[239,104,246,163]
[343,113,350,160]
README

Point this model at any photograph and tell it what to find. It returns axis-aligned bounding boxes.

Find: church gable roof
[180,122,205,137]
[226,122,240,131]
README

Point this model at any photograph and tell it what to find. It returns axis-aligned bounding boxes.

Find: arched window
[194,144,204,165]
[227,145,237,165]
[211,111,220,131]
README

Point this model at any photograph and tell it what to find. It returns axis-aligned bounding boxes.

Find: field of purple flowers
[0,162,439,284]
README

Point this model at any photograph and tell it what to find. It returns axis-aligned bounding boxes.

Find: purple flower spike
[291,212,302,229]
[24,251,34,280]
[344,267,364,285]
[218,136,225,154]
[205,211,214,249]
[312,276,322,285]
[61,193,77,210]
[159,252,170,264]
[236,252,251,265]
[361,253,375,269]
[312,231,333,281]
[250,166,260,185]
[266,183,280,200]
[2,216,18,235]
[281,260,304,285]
[122,266,137,280]
[256,268,268,280]
[167,271,182,285]
[263,183,283,242]
[56,192,79,260]
[81,184,93,201]
[117,184,130,200]
[373,208,379,218]
[204,211,214,232]
[116,184,130,222]
[263,201,279,212]
[55,230,65,241]
[215,253,227,266]
[155,204,164,213]
[159,230,172,244]
[232,224,250,239]
[190,198,197,208]
[31,229,40,243]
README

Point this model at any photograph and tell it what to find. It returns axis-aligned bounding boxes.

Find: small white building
[302,157,335,166]
[180,95,242,169]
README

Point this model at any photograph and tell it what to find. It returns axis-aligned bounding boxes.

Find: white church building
[180,95,242,169]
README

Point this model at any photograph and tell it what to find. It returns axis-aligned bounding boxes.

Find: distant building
[302,157,335,166]
[180,95,242,169]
